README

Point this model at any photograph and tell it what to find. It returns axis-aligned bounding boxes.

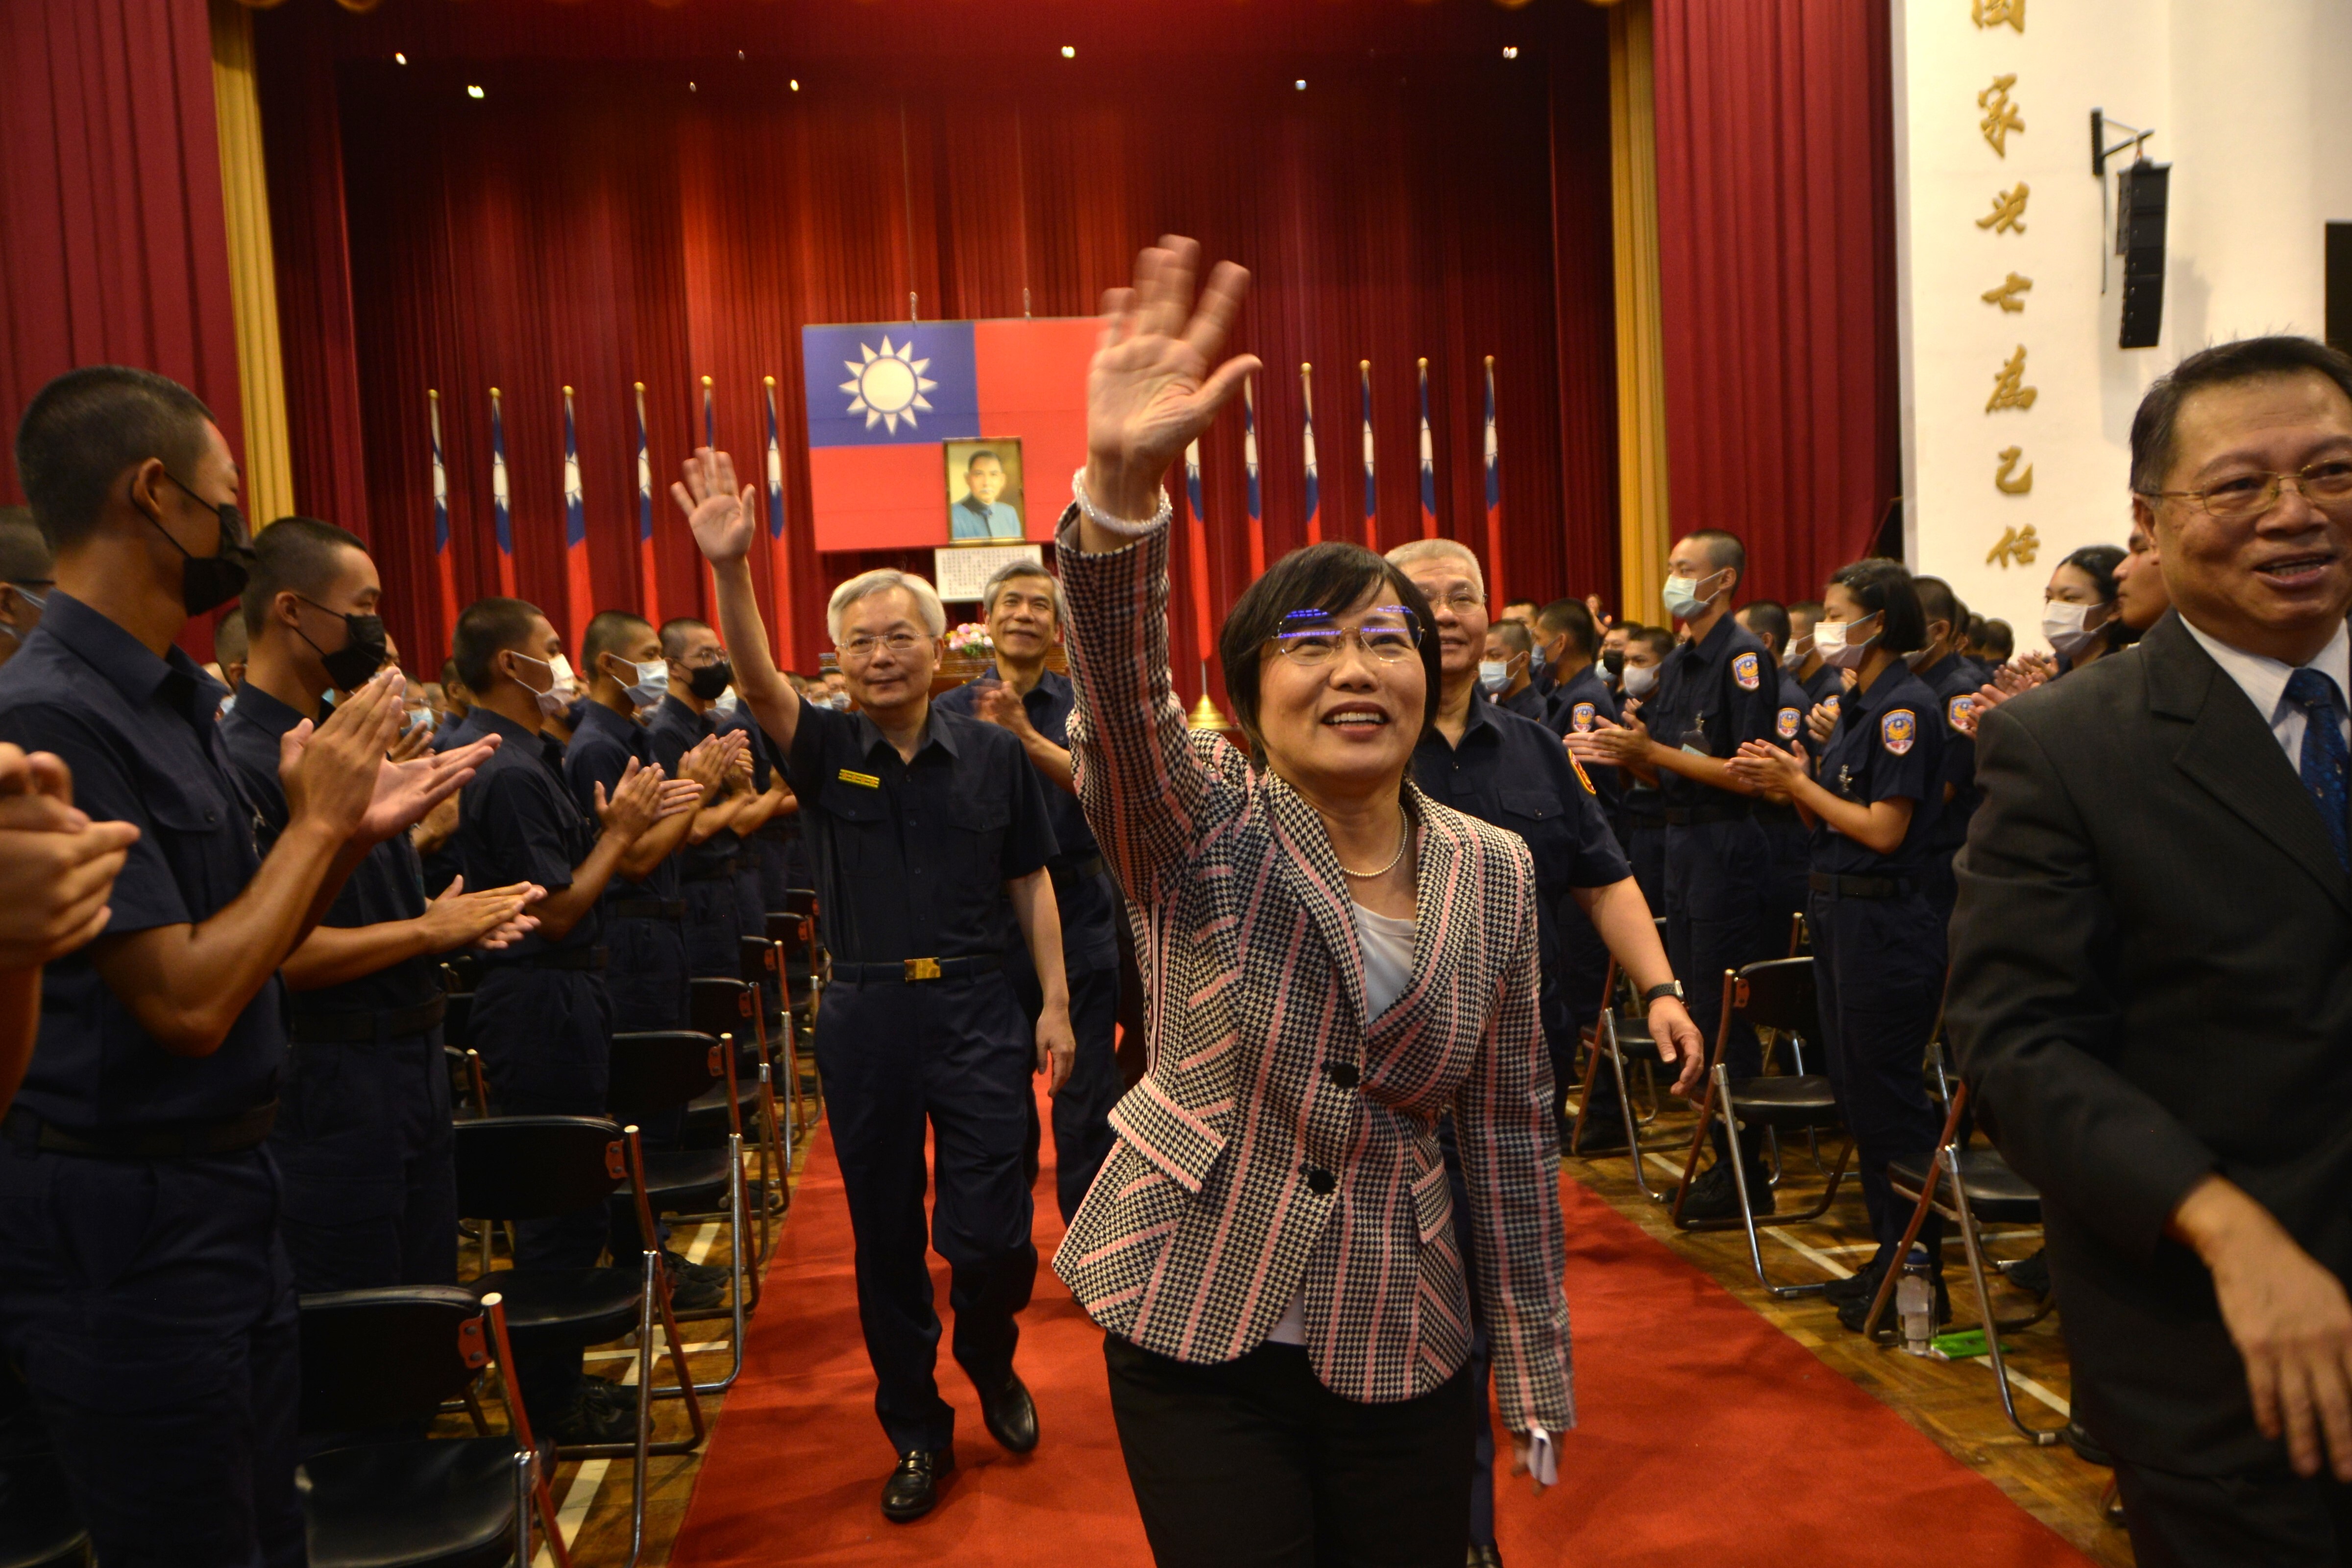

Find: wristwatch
[1640,980,1685,1008]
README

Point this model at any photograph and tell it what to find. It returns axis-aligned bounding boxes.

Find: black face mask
[687,660,733,703]
[294,593,389,691]
[142,472,254,615]
[1601,648,1626,678]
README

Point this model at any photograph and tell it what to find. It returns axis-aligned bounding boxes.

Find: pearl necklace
[1337,807,1410,880]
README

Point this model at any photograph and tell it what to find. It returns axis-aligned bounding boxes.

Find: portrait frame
[943,437,1026,542]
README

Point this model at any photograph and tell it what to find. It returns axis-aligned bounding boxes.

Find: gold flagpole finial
[763,375,776,387]
[490,387,501,399]
[701,375,713,388]
[1186,693,1234,733]
[562,384,573,397]
[428,388,439,401]
[634,380,645,392]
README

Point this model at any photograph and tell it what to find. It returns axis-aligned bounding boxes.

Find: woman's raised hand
[1084,237,1261,522]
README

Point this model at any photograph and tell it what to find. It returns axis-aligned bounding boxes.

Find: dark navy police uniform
[649,694,745,980]
[785,697,1057,1457]
[1755,662,1814,951]
[0,593,303,1566]
[713,703,786,1015]
[1645,614,1781,1104]
[1806,664,1947,1261]
[1491,681,1548,727]
[457,706,617,1413]
[1913,653,1983,929]
[222,684,458,1294]
[935,668,1125,1225]
[566,699,690,1033]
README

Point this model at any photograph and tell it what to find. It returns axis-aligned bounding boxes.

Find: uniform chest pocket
[819,780,893,875]
[1497,787,1571,862]
[948,795,1011,884]
[139,771,253,916]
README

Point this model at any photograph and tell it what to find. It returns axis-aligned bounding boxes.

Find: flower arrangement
[947,622,994,659]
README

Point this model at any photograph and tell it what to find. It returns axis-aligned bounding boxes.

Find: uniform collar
[657,692,708,729]
[470,706,560,766]
[222,680,324,738]
[574,697,640,743]
[1915,652,1964,689]
[1845,662,1925,724]
[1686,612,1739,665]
[855,706,957,761]
[40,590,223,722]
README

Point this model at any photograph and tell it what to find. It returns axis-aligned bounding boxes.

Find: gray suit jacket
[1949,610,2352,1473]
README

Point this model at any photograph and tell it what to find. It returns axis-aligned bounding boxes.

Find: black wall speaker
[2117,161,2171,350]
[2328,222,2352,354]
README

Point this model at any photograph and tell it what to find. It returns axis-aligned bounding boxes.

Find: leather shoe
[1823,1253,1890,1304]
[881,1446,954,1521]
[1569,1116,1629,1154]
[1678,1161,1774,1222]
[980,1372,1039,1454]
[1468,1545,1506,1568]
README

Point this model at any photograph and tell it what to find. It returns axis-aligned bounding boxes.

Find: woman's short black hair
[1826,558,1928,657]
[1217,542,1440,753]
[2057,543,2142,650]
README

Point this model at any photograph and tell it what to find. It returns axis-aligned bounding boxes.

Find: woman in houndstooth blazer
[1054,240,1573,1568]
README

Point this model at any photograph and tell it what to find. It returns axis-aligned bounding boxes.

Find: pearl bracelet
[1071,467,1172,538]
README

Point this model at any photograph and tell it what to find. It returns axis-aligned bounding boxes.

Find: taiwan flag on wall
[801,318,1095,554]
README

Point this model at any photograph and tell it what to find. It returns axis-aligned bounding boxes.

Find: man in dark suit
[1950,334,2352,1565]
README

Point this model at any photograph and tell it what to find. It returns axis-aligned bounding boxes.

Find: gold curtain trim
[1607,0,1669,623]
[210,0,295,528]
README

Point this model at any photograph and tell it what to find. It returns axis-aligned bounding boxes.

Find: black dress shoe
[881,1446,955,1522]
[1678,1161,1774,1222]
[2064,1420,2114,1468]
[544,1379,638,1446]
[1468,1544,1505,1568]
[1823,1253,1890,1304]
[1836,1271,1949,1335]
[980,1372,1039,1454]
[1570,1117,1630,1154]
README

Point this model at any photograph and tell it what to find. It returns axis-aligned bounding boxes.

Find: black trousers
[683,875,743,980]
[1665,817,1774,1159]
[271,1023,459,1293]
[605,913,690,1034]
[0,1143,302,1567]
[1105,1335,1476,1568]
[816,972,1037,1455]
[1008,956,1125,1224]
[1809,888,1946,1259]
[2114,1455,2352,1566]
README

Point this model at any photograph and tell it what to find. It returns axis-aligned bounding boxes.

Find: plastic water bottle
[1897,1246,1936,1355]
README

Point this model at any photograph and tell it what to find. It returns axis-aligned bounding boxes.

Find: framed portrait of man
[944,438,1025,540]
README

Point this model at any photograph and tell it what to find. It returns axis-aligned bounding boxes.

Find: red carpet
[670,1093,2096,1567]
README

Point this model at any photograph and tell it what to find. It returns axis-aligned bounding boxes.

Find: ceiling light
[1295,78,1306,90]
[393,51,407,65]
[466,84,485,99]
[736,49,746,61]
[1060,45,1076,59]
[789,78,801,91]
[1502,46,1519,59]
[688,81,698,92]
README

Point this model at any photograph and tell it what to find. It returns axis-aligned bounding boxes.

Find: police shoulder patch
[1732,651,1762,690]
[1946,693,1975,732]
[1881,709,1917,756]
[1823,694,1842,718]
[1776,707,1800,740]
[1572,701,1597,732]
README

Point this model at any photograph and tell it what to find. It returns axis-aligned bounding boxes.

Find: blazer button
[1325,1061,1360,1089]
[1306,1167,1336,1196]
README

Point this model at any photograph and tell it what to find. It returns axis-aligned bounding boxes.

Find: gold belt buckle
[904,956,942,982]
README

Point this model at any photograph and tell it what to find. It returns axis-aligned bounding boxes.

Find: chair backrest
[689,977,755,1040]
[738,935,778,988]
[764,911,801,946]
[1739,956,1820,1041]
[444,991,475,1050]
[607,1031,724,1125]
[783,888,818,921]
[296,1286,487,1434]
[453,1115,625,1221]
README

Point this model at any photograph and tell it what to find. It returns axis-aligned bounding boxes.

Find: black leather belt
[288,995,445,1044]
[1624,814,1667,833]
[1754,801,1802,826]
[1662,804,1751,825]
[1809,871,1914,900]
[831,955,1002,985]
[2,1101,278,1159]
[508,946,610,972]
[611,897,687,921]
[1050,855,1106,888]
[684,857,740,882]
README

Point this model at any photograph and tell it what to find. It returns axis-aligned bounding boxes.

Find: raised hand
[360,734,499,848]
[1084,237,1261,521]
[282,670,408,842]
[387,719,435,764]
[672,447,757,566]
[680,733,738,797]
[975,683,1040,743]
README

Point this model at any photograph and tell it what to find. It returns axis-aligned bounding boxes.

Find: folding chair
[737,933,803,1152]
[1670,958,1855,1298]
[1565,953,1674,1196]
[688,978,788,1244]
[1859,1080,2062,1445]
[609,1029,757,1386]
[294,1285,564,1568]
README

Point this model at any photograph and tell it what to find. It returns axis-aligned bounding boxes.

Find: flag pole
[1360,360,1376,550]
[1417,358,1438,541]
[1300,362,1321,546]
[1242,375,1265,577]
[762,375,796,665]
[562,385,591,654]
[490,386,516,597]
[1483,356,1504,611]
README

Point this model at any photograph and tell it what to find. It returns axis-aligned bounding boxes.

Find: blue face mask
[609,655,668,710]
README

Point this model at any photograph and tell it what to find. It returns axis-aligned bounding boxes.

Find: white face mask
[1623,662,1660,699]
[1477,659,1512,693]
[1788,632,1816,663]
[547,653,580,696]
[511,651,571,719]
[713,688,740,715]
[1661,566,1728,623]
[2042,600,2109,658]
[611,656,668,709]
[1814,614,1880,671]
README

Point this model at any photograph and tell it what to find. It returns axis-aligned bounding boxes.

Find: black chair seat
[682,1079,760,1136]
[1725,1073,1842,1130]
[301,1439,520,1568]
[0,1457,89,1568]
[640,1148,734,1211]
[1888,1148,2043,1225]
[466,1269,640,1348]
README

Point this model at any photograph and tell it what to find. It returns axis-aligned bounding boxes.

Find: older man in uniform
[222,518,543,1293]
[0,367,489,1565]
[677,448,1075,1523]
[1571,529,1781,1217]
[935,559,1124,1224]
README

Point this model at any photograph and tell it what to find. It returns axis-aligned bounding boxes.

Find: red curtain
[0,0,245,505]
[1651,0,1899,607]
[258,2,1622,687]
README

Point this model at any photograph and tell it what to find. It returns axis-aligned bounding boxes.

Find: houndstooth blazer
[1051,506,1572,1436]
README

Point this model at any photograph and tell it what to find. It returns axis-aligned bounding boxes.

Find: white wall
[1892,0,2352,651]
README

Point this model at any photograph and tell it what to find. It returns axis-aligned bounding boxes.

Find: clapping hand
[1726,737,1806,795]
[975,682,1039,743]
[0,745,139,969]
[592,757,671,843]
[417,876,546,953]
[1083,237,1261,522]
[1565,711,1648,769]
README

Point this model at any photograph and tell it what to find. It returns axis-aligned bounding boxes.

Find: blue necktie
[2284,666,2349,870]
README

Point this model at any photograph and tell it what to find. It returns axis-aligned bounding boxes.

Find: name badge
[836,769,881,788]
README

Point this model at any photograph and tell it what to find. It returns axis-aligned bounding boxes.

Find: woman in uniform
[1727,558,1950,1333]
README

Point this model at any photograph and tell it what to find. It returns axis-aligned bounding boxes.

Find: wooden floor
[495,1091,2134,1568]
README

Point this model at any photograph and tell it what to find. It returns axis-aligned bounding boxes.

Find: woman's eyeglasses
[1266,607,1422,667]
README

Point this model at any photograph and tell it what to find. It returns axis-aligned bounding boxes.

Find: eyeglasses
[1266,608,1422,667]
[2137,460,2352,521]
[838,630,927,662]
[1421,588,1484,614]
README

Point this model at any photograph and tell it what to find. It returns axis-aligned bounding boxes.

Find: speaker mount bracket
[2090,108,2155,178]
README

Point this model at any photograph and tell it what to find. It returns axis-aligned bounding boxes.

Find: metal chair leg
[1950,1143,2064,1446]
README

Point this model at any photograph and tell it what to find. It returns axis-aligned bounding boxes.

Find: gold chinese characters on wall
[1970,29,2035,537]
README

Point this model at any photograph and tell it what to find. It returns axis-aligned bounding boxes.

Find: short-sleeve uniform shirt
[1645,615,1781,808]
[1543,662,1623,820]
[1491,683,1549,727]
[221,683,436,1013]
[564,699,680,903]
[783,700,1057,965]
[1810,665,1946,877]
[647,695,738,880]
[1914,653,1984,855]
[1799,662,1845,713]
[933,669,1119,975]
[1769,668,1810,753]
[457,708,601,964]
[0,594,282,1127]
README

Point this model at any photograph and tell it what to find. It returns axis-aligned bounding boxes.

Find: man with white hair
[673,453,1077,1523]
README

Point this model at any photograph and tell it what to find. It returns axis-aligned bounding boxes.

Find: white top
[1268,901,1421,1347]
[2181,616,2352,765]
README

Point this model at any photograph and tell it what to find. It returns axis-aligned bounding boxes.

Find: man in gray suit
[950,450,1021,539]
[1951,335,2352,1564]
